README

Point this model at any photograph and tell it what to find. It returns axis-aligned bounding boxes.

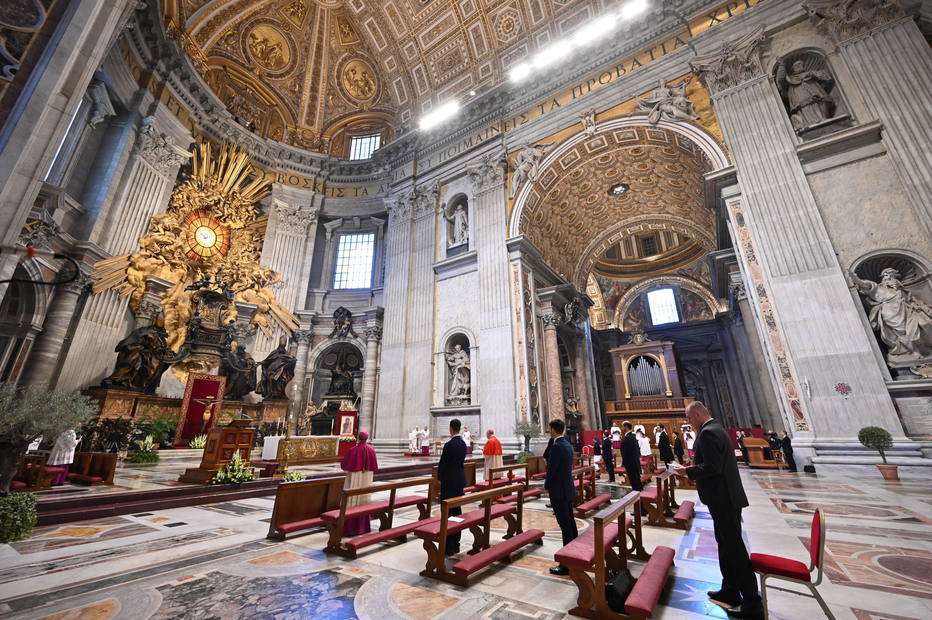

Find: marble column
[467,153,517,436]
[19,272,90,388]
[132,301,163,330]
[540,306,565,423]
[573,323,597,431]
[804,0,932,237]
[403,187,439,433]
[690,26,902,449]
[291,330,313,427]
[374,194,414,439]
[360,325,382,435]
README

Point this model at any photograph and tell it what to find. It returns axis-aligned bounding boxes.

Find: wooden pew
[68,452,117,486]
[414,482,544,586]
[267,475,345,540]
[16,454,53,490]
[431,461,478,491]
[323,476,434,558]
[614,466,653,489]
[526,455,546,481]
[572,465,597,505]
[555,491,675,619]
[743,437,779,469]
[487,464,545,504]
[640,469,695,530]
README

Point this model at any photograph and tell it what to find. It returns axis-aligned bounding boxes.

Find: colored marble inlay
[150,569,366,619]
[36,599,119,620]
[390,583,459,620]
[814,538,932,599]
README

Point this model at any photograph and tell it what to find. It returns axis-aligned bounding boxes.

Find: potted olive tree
[858,426,897,481]
[0,383,97,542]
[514,421,542,463]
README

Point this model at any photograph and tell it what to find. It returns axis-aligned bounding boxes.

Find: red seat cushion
[277,517,325,533]
[452,529,544,575]
[321,501,390,523]
[346,517,439,550]
[494,489,543,504]
[625,545,675,617]
[530,472,547,480]
[391,495,428,510]
[414,504,515,539]
[10,480,27,491]
[554,523,620,569]
[44,466,66,474]
[640,487,658,503]
[576,493,612,514]
[674,500,695,523]
[750,553,811,582]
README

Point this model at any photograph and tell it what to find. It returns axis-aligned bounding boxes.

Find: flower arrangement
[280,469,306,482]
[129,434,160,464]
[189,434,207,449]
[210,450,256,485]
[339,435,358,443]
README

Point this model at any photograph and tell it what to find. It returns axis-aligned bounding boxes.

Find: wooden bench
[526,455,546,481]
[487,464,544,504]
[640,469,694,530]
[432,461,478,492]
[267,475,345,540]
[555,491,675,618]
[572,465,597,505]
[614,467,653,488]
[15,453,54,491]
[323,476,434,558]
[414,482,543,586]
[67,452,117,486]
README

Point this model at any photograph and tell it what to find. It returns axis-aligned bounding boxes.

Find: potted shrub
[514,420,542,463]
[858,426,897,480]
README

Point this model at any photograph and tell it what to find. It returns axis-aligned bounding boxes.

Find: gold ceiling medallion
[93,141,299,360]
[246,25,291,72]
[340,58,378,101]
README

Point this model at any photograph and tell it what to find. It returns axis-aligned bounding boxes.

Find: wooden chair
[751,508,835,620]
[17,453,53,490]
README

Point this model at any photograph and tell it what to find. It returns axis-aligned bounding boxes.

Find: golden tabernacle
[276,436,340,466]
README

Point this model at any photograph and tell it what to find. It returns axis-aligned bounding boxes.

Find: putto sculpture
[509,142,555,200]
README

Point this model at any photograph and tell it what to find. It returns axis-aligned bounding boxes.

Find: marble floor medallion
[150,569,366,619]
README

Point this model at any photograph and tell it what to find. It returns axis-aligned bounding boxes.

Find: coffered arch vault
[511,120,729,289]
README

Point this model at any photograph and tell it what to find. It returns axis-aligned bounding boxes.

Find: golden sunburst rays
[92,139,298,347]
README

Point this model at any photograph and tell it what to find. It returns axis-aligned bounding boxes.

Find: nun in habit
[340,430,379,536]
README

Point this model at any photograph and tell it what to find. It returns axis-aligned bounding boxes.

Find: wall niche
[773,49,852,140]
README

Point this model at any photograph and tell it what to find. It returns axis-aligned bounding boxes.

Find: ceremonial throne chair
[750,507,835,620]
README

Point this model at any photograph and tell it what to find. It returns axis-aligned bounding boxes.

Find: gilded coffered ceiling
[515,125,716,288]
[162,0,608,153]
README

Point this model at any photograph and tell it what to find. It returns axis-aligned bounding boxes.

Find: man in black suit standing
[780,431,797,472]
[621,421,643,491]
[545,418,578,575]
[438,418,467,556]
[670,402,762,619]
[602,429,616,483]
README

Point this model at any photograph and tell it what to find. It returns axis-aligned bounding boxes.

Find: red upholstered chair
[750,507,835,620]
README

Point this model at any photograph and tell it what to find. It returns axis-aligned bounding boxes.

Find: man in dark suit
[438,418,467,556]
[670,402,762,619]
[620,421,643,491]
[602,430,616,483]
[780,431,797,472]
[545,418,578,575]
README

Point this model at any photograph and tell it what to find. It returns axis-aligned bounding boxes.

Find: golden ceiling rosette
[93,141,299,353]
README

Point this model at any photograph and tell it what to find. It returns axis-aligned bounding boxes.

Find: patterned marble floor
[2,467,931,619]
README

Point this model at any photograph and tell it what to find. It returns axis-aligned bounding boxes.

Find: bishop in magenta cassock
[340,430,379,536]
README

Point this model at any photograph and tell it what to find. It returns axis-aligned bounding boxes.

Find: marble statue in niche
[775,52,841,132]
[850,267,932,364]
[509,142,555,200]
[445,341,471,405]
[257,336,297,400]
[444,201,468,247]
[636,78,699,124]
